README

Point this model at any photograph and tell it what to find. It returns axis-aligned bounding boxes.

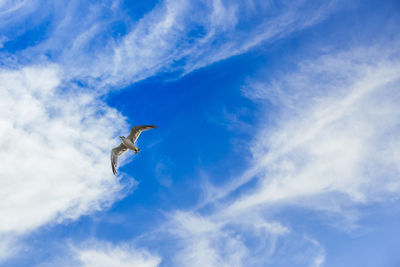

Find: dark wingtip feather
[112,164,117,175]
[111,152,117,175]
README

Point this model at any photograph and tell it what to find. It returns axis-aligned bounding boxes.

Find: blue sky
[1,0,400,266]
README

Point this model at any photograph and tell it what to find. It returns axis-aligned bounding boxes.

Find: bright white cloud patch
[0,65,130,259]
[74,241,160,267]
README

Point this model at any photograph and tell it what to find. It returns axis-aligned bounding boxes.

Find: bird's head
[120,136,125,140]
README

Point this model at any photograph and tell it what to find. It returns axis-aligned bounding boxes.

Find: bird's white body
[120,136,138,152]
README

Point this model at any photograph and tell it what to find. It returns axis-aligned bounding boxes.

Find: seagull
[111,125,157,175]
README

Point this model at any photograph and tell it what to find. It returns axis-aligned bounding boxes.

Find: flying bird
[111,125,157,175]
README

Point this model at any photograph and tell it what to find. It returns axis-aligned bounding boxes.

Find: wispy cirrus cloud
[73,240,160,267]
[167,211,288,266]
[78,0,337,87]
[39,240,161,267]
[234,44,400,213]
[153,209,325,266]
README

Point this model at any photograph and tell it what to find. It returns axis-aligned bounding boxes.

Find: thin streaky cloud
[93,0,337,88]
[73,241,160,267]
[210,44,400,217]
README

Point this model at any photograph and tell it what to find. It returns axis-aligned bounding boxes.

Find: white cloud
[84,0,336,87]
[0,65,132,259]
[229,46,400,214]
[73,241,160,267]
[162,210,289,267]
[161,208,332,267]
[170,211,248,267]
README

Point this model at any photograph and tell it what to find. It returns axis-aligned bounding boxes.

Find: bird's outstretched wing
[111,143,128,175]
[127,125,157,143]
